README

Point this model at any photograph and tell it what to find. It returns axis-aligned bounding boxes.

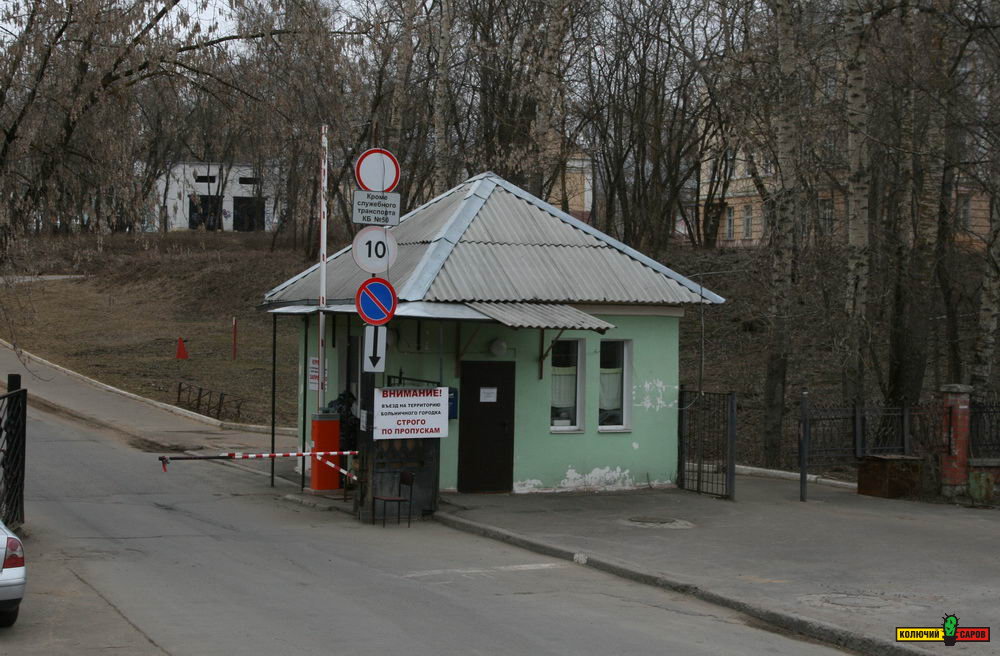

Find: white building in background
[153,162,279,231]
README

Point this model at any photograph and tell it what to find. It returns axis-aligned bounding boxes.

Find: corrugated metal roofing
[428,243,706,304]
[462,188,603,247]
[263,172,723,308]
[269,302,490,321]
[390,183,470,245]
[468,302,615,331]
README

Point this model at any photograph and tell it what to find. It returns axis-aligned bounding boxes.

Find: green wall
[298,312,680,492]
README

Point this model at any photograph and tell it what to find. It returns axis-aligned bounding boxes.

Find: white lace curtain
[551,366,577,408]
[600,368,623,410]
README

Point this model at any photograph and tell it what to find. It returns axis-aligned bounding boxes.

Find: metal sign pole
[318,125,329,414]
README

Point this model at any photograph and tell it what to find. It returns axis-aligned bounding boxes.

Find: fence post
[902,401,911,455]
[695,394,704,494]
[677,385,687,490]
[7,374,20,392]
[726,391,737,501]
[853,401,863,458]
[799,389,810,502]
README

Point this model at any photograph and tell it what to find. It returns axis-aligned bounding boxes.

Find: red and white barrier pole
[159,450,358,472]
[320,457,358,481]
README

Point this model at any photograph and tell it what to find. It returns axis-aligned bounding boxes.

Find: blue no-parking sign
[355,278,397,326]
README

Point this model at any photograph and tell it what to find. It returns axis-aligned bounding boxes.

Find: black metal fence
[0,377,27,529]
[176,382,244,421]
[797,394,945,500]
[970,402,1000,458]
[677,389,736,499]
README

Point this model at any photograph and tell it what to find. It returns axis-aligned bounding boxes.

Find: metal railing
[176,382,244,421]
[797,393,944,500]
[0,376,27,529]
[970,402,1000,458]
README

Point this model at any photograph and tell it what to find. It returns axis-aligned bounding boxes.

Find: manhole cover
[799,593,927,612]
[622,516,694,529]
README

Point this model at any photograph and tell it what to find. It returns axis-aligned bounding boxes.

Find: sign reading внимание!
[373,387,449,439]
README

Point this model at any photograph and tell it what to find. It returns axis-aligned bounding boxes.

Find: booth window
[551,339,583,430]
[599,340,630,429]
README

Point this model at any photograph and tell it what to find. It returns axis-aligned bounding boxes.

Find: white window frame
[742,205,753,239]
[550,338,585,433]
[725,206,735,240]
[598,340,632,432]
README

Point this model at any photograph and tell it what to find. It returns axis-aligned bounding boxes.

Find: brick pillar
[940,384,972,499]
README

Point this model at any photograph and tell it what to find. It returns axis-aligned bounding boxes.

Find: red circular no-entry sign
[354,149,401,193]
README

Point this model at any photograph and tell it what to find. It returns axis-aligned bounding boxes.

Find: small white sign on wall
[479,387,498,403]
[308,357,328,391]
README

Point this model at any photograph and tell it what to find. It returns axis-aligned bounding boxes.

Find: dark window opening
[188,195,223,230]
[239,176,260,185]
[195,175,216,183]
[551,340,580,428]
[599,341,627,427]
[233,196,266,231]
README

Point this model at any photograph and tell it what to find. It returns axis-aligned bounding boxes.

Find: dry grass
[1,232,325,426]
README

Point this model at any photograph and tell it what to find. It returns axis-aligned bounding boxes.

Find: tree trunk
[762,0,801,468]
[970,168,1000,397]
[433,0,452,194]
[887,9,945,404]
[842,0,871,405]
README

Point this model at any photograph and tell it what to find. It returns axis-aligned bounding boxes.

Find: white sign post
[363,324,387,373]
[352,226,398,274]
[352,191,401,227]
[373,387,449,440]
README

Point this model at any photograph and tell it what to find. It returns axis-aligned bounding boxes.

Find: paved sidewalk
[438,480,999,656]
[0,343,298,456]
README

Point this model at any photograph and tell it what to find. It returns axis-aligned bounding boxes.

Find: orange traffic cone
[175,337,189,360]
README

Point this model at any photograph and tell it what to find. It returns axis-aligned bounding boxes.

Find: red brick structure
[940,384,972,498]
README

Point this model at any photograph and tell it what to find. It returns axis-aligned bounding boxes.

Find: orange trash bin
[310,413,341,491]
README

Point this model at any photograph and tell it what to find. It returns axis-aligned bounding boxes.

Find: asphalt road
[3,408,851,656]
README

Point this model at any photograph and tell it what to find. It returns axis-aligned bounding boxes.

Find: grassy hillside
[3,233,313,425]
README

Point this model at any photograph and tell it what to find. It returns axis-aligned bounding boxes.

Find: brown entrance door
[458,361,515,492]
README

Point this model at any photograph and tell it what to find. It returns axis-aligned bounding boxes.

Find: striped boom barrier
[159,451,359,472]
[320,456,358,481]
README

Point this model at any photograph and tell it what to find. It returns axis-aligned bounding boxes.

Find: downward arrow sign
[363,324,386,373]
[369,331,381,368]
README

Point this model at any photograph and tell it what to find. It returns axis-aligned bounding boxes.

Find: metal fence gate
[970,401,1000,458]
[677,390,736,499]
[0,377,27,529]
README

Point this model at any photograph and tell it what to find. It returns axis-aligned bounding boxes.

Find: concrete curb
[434,511,925,656]
[735,464,858,490]
[0,339,296,436]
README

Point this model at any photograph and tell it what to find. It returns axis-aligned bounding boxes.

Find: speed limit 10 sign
[352,226,399,274]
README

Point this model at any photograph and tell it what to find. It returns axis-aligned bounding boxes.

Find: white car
[0,520,25,627]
